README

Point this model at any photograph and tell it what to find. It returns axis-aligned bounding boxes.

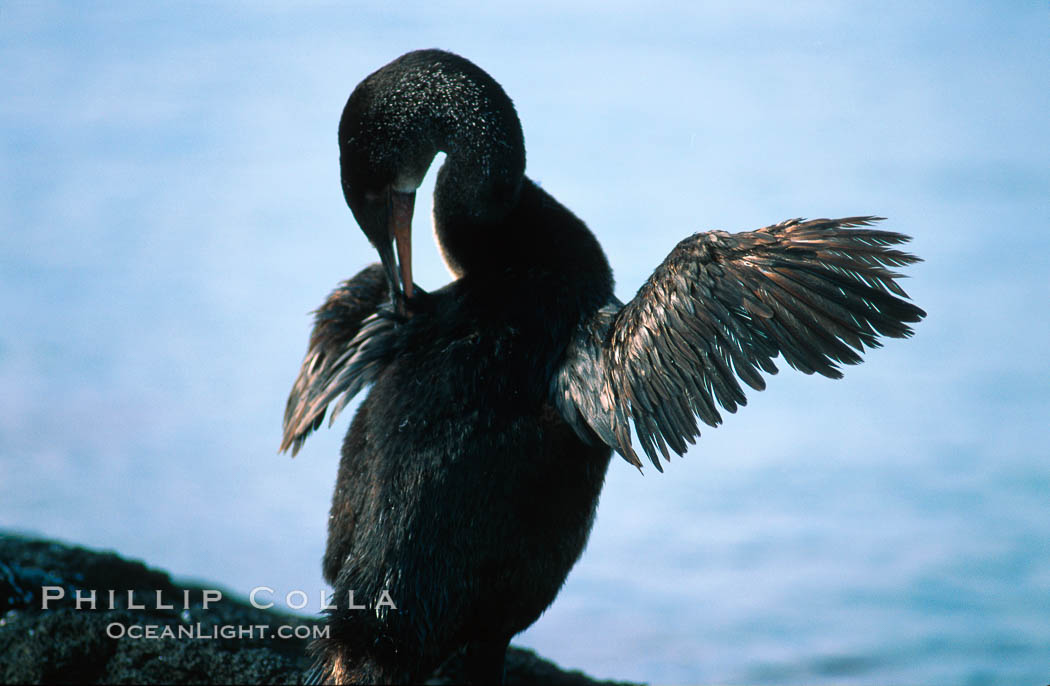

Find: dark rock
[0,533,639,685]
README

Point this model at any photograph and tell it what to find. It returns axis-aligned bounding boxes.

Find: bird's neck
[403,51,527,224]
[434,176,614,305]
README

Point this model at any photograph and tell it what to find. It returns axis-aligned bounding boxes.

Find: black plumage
[281,49,925,684]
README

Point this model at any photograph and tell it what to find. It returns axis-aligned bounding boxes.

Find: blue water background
[2,3,1048,684]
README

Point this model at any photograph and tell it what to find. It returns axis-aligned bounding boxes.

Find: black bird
[281,49,925,684]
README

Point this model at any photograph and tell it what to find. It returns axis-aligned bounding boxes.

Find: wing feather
[280,264,392,456]
[553,216,925,470]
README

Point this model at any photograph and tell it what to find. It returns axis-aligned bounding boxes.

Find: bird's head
[338,67,441,313]
[338,50,526,310]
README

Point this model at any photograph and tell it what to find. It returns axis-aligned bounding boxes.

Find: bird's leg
[308,634,413,685]
[462,635,511,684]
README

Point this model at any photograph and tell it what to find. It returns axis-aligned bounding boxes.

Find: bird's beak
[372,189,416,315]
[389,189,415,305]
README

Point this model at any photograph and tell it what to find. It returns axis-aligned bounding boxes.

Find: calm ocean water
[2,4,1048,684]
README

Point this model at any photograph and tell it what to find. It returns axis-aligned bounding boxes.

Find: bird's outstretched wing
[281,264,393,456]
[553,217,926,471]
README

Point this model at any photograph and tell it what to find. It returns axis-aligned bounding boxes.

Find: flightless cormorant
[281,49,925,684]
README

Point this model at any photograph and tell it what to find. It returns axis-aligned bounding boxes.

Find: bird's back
[321,270,614,677]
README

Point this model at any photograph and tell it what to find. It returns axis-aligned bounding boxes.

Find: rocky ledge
[0,532,636,685]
